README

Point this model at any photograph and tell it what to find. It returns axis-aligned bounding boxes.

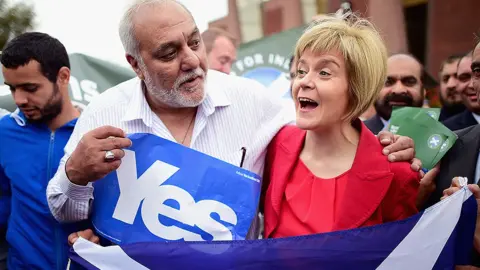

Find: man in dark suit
[364,113,385,134]
[365,54,425,134]
[424,109,480,268]
[438,54,466,121]
[425,124,480,207]
[443,52,479,131]
[424,41,480,267]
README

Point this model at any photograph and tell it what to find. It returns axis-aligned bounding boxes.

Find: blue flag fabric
[71,186,477,270]
[91,133,261,244]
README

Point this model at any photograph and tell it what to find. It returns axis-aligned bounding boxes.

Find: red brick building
[210,0,480,80]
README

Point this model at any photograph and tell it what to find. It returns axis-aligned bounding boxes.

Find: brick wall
[426,0,480,76]
[208,0,242,42]
[261,0,304,36]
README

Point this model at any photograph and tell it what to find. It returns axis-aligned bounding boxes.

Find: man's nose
[467,76,474,90]
[446,76,457,89]
[13,90,28,107]
[180,48,200,72]
[391,81,408,94]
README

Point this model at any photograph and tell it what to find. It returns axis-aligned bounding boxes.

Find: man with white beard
[46,0,420,243]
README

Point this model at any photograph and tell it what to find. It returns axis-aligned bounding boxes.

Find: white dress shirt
[46,70,294,222]
[475,152,480,184]
[380,117,389,131]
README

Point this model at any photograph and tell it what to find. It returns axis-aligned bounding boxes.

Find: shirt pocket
[219,149,246,168]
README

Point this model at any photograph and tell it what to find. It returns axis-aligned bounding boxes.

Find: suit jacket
[423,124,480,267]
[439,106,466,122]
[425,124,480,207]
[442,110,478,131]
[364,114,385,135]
[262,120,420,238]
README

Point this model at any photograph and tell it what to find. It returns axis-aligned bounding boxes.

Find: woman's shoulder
[267,125,305,160]
[271,125,304,145]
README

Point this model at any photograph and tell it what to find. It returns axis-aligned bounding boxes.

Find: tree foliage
[0,0,35,50]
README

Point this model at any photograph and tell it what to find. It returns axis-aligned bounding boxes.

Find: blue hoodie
[0,110,88,269]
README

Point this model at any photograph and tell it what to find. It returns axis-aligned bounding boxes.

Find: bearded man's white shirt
[46,69,294,238]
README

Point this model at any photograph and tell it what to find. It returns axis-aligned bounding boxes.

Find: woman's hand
[377,131,421,172]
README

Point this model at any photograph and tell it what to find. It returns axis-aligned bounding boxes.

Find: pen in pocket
[239,147,246,168]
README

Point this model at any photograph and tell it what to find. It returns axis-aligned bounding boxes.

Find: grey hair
[118,0,191,59]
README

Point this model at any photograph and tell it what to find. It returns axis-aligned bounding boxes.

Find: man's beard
[439,92,464,111]
[375,92,423,120]
[22,84,63,124]
[140,63,207,108]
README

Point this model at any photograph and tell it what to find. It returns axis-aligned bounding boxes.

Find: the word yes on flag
[91,133,261,244]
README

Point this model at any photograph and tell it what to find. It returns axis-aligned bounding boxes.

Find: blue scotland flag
[71,177,477,269]
[91,133,262,245]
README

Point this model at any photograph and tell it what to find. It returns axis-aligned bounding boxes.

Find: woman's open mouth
[298,97,319,111]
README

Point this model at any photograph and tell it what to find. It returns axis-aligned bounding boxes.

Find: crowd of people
[0,0,479,269]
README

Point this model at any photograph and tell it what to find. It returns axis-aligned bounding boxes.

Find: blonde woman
[263,14,420,238]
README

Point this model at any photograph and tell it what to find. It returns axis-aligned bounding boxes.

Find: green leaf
[0,0,35,49]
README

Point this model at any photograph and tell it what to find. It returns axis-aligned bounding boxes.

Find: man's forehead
[387,64,421,78]
[2,60,42,76]
[473,45,480,62]
[212,37,237,56]
[133,1,195,43]
[387,56,422,77]
[458,57,472,74]
[2,61,45,85]
[213,36,235,49]
[441,61,459,75]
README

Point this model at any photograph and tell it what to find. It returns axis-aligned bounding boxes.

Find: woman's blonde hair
[294,13,387,122]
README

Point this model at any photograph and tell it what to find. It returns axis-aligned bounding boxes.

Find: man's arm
[47,111,131,223]
[46,118,94,222]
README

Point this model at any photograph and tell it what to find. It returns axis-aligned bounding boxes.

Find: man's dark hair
[439,53,464,73]
[1,32,70,83]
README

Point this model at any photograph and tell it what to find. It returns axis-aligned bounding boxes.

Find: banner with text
[231,26,304,102]
[92,133,261,244]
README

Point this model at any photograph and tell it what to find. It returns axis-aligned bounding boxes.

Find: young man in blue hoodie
[0,32,87,269]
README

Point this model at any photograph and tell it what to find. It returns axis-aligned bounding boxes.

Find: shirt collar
[10,108,77,128]
[121,74,231,126]
[201,71,231,116]
[380,116,389,127]
[472,112,480,124]
[121,78,154,127]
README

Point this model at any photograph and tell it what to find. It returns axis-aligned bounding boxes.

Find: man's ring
[105,150,115,161]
